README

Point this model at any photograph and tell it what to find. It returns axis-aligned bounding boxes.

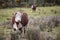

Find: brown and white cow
[31,4,36,11]
[12,11,28,34]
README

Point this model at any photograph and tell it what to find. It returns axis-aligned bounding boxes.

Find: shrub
[56,32,60,40]
[0,35,5,40]
[26,29,40,40]
[10,31,21,40]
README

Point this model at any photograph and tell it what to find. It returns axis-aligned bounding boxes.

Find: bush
[26,29,41,40]
[56,32,60,40]
[10,31,21,40]
[0,35,5,40]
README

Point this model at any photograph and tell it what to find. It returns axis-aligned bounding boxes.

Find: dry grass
[26,29,40,40]
[0,6,60,40]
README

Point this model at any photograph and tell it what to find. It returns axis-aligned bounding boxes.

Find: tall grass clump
[0,35,5,40]
[56,32,60,40]
[26,29,40,40]
[10,31,21,40]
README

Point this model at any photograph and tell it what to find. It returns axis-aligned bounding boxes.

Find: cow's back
[21,13,28,26]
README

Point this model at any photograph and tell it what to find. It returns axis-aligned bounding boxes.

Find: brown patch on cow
[21,13,28,26]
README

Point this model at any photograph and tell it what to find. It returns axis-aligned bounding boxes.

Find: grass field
[0,6,60,22]
[0,6,60,40]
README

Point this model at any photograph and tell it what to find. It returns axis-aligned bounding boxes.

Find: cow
[31,4,36,11]
[12,11,28,36]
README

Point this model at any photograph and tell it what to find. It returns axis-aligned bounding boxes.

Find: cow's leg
[24,27,25,34]
[18,23,22,34]
[24,25,27,34]
[19,27,22,33]
[21,27,25,38]
[21,26,27,38]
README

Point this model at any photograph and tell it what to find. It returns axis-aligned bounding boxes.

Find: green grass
[0,6,60,22]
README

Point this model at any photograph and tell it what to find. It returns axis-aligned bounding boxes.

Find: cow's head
[12,12,22,31]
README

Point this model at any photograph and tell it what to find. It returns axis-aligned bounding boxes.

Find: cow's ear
[12,13,14,15]
[14,13,17,15]
[12,12,16,15]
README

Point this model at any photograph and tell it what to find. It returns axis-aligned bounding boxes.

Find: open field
[0,6,60,22]
[0,6,60,40]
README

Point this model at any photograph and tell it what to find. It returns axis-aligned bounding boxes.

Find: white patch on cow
[31,5,33,8]
[13,23,18,30]
[18,23,22,28]
[15,12,22,22]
